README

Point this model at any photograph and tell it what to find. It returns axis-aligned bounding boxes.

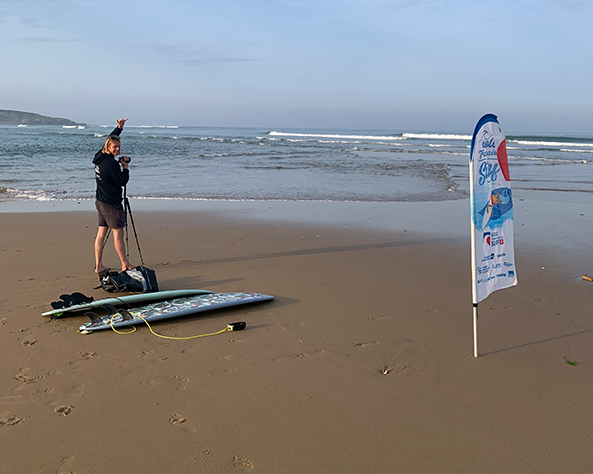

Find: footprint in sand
[232,455,254,470]
[22,340,37,346]
[169,412,185,425]
[367,315,390,321]
[378,338,431,377]
[174,374,189,391]
[70,384,85,398]
[0,414,24,426]
[14,369,45,385]
[54,405,73,417]
[295,349,324,359]
[217,354,235,361]
[354,341,380,348]
[57,455,76,473]
[169,413,196,433]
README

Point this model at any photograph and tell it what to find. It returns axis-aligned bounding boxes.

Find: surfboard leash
[108,311,246,340]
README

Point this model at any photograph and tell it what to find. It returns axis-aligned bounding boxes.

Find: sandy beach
[1,198,591,473]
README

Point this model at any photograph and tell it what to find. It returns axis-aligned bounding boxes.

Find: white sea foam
[62,125,76,129]
[403,133,472,140]
[18,124,27,127]
[0,186,55,200]
[560,148,592,153]
[427,143,469,148]
[509,140,593,147]
[513,155,590,164]
[128,125,179,129]
[269,131,404,141]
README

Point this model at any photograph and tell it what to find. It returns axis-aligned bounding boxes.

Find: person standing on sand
[93,118,133,274]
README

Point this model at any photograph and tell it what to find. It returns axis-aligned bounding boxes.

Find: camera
[119,156,131,164]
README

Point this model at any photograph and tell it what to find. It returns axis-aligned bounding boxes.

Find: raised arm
[110,118,128,137]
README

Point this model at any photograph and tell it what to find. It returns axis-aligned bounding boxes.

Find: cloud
[17,37,58,42]
[18,17,44,29]
[142,43,260,67]
[16,37,80,43]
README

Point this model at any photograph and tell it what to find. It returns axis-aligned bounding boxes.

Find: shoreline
[1,193,591,276]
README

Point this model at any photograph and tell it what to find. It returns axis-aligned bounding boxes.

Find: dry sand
[1,200,592,473]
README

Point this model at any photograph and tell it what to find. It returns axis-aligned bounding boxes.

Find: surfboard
[42,289,214,317]
[78,292,274,333]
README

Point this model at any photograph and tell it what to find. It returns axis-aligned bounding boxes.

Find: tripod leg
[124,199,129,261]
[124,197,145,266]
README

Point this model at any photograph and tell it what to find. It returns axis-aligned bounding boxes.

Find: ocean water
[1,124,591,203]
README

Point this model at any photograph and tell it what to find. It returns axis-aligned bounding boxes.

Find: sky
[1,0,592,133]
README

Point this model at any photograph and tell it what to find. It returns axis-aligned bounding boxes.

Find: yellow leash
[109,311,242,340]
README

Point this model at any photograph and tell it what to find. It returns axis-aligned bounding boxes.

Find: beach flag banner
[469,114,518,356]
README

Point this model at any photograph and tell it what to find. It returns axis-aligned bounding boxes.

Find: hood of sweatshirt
[92,150,112,165]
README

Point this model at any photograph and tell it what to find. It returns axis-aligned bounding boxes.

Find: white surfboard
[42,289,214,317]
[79,292,274,333]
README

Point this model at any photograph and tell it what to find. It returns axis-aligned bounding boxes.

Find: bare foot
[95,266,110,274]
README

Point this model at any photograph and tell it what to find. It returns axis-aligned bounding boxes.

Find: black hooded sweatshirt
[93,126,129,207]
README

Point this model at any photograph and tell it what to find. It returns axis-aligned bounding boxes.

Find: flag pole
[472,303,479,358]
[469,142,479,358]
[470,208,479,358]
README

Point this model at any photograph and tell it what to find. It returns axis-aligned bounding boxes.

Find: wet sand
[1,199,592,473]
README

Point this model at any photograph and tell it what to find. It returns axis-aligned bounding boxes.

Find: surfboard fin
[119,309,134,322]
[50,292,94,310]
[102,304,118,317]
[71,292,94,304]
[85,311,103,326]
[51,294,76,310]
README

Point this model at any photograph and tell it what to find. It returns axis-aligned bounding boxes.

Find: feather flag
[470,114,518,304]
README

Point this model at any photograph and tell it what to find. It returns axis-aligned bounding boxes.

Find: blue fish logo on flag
[470,114,518,303]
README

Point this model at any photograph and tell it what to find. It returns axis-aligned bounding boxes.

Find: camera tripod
[101,186,145,267]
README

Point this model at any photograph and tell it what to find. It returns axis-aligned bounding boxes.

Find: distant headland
[0,109,85,126]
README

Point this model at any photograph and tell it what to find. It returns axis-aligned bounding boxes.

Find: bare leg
[112,227,132,272]
[94,226,110,273]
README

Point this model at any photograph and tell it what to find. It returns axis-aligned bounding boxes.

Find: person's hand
[117,118,128,129]
[120,156,131,170]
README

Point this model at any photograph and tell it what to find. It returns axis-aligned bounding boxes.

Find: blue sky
[1,0,591,133]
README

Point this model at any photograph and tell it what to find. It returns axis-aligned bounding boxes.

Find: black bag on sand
[98,266,158,293]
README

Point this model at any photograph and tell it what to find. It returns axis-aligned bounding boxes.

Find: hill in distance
[0,109,85,126]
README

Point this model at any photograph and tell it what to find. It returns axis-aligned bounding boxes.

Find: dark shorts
[96,200,126,229]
